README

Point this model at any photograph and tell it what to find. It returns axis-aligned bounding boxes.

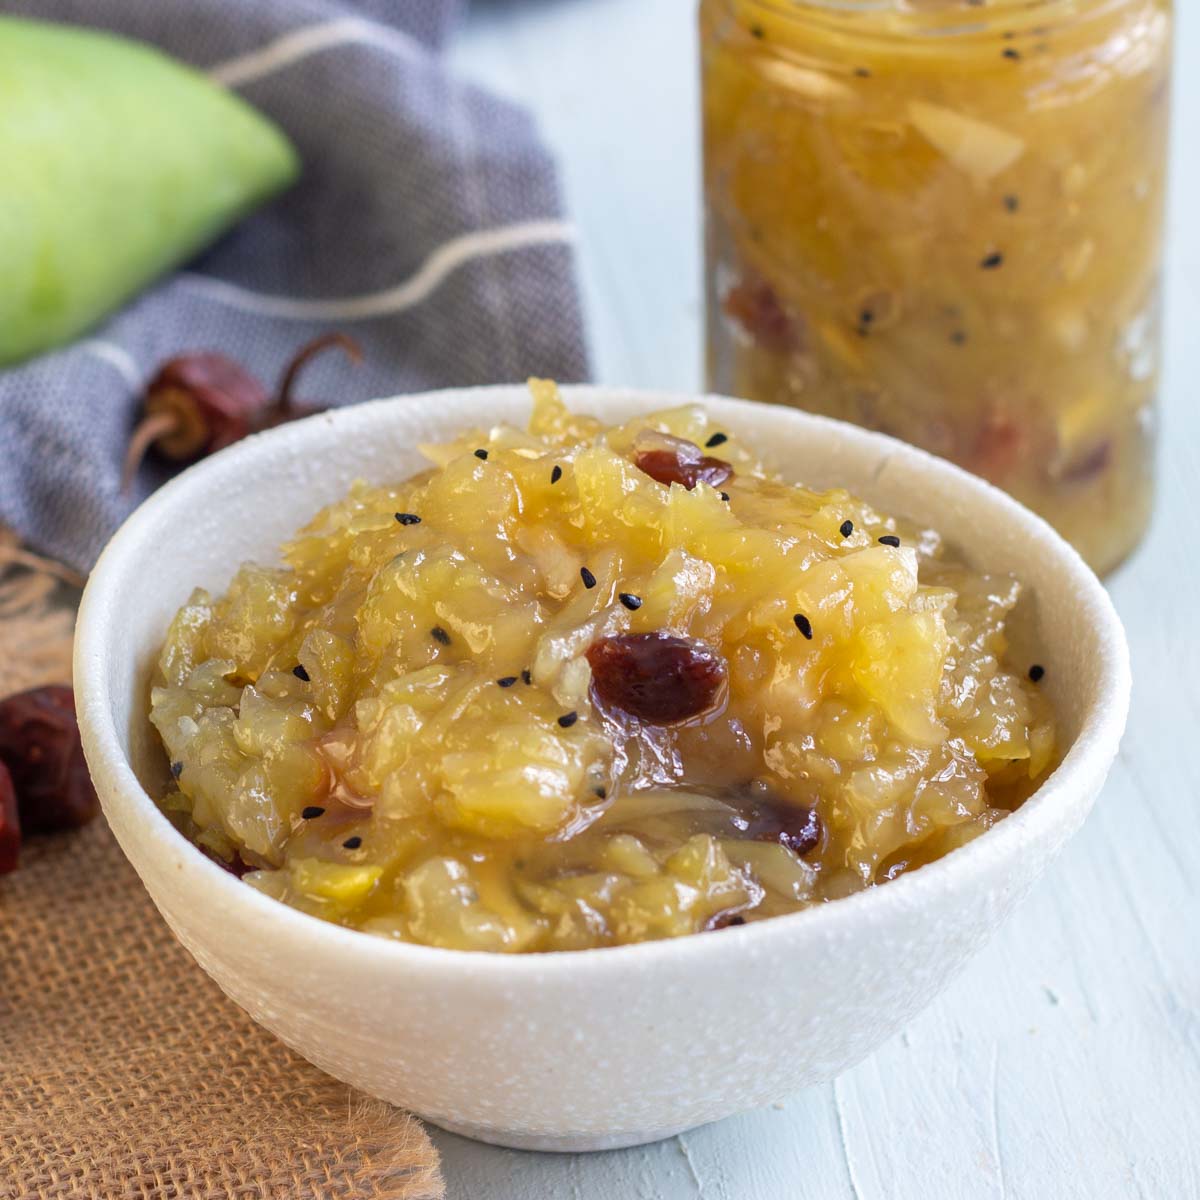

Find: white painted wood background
[436,2,1200,1196]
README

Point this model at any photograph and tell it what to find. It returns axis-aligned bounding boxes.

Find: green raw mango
[0,17,300,365]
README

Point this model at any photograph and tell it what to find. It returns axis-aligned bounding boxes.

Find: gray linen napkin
[0,0,589,573]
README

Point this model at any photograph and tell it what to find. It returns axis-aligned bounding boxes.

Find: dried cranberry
[0,686,99,834]
[0,762,19,874]
[965,411,1024,485]
[587,633,727,724]
[1058,439,1112,484]
[705,910,748,931]
[722,277,799,354]
[755,805,823,857]
[633,434,733,491]
[199,843,254,878]
[734,783,824,857]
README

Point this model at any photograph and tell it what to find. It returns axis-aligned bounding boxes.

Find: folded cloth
[0,0,589,574]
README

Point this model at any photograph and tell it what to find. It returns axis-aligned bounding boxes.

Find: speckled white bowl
[74,386,1129,1152]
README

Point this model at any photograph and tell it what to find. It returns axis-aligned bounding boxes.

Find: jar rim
[729,0,1145,40]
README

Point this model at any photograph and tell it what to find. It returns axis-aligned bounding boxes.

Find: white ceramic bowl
[74,386,1129,1152]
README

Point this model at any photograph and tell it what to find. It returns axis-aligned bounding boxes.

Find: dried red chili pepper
[121,353,269,491]
[633,434,734,491]
[121,332,363,491]
[0,685,98,834]
[587,632,727,724]
[0,761,19,875]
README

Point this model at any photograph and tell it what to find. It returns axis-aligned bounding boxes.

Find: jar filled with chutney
[701,0,1173,573]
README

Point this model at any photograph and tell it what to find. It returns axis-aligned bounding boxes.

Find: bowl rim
[75,383,1132,980]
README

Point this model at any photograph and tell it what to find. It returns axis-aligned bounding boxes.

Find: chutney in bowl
[147,382,1055,950]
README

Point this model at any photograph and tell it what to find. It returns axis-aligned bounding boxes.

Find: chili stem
[120,410,179,494]
[275,332,362,415]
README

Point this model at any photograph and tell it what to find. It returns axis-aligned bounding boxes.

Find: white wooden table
[442,3,1200,1196]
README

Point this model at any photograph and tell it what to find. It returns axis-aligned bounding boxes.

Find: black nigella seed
[840,519,854,538]
[854,66,872,78]
[394,512,421,526]
[551,464,563,484]
[980,251,1005,270]
[750,23,765,38]
[558,711,579,728]
[1002,46,1021,60]
[342,836,363,850]
[1004,194,1020,212]
[705,432,729,448]
[720,491,731,502]
[793,613,814,640]
[1029,664,1046,683]
[301,805,325,820]
[580,566,597,589]
[292,664,310,682]
[521,669,533,685]
[619,592,643,611]
[497,676,518,688]
[474,448,488,460]
[878,534,901,548]
[170,761,183,779]
[431,625,451,645]
[950,330,968,346]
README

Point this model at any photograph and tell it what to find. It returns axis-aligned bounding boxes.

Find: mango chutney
[150,383,1055,951]
[702,0,1172,573]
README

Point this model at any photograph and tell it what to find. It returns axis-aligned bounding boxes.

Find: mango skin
[0,17,300,365]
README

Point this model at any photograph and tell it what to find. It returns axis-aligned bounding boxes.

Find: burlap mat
[0,538,445,1200]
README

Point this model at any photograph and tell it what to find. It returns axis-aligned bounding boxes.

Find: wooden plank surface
[444,3,1200,1196]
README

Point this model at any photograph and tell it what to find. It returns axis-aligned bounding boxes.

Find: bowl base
[425,1114,704,1153]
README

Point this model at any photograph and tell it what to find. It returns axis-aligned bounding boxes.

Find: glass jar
[701,0,1172,574]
